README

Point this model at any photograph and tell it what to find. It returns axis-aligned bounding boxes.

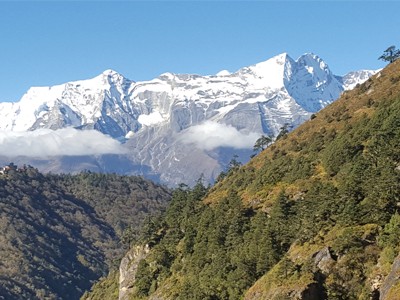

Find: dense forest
[0,169,171,299]
[84,60,400,300]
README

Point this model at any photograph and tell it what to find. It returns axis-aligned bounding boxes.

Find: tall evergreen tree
[253,134,273,154]
[379,45,400,63]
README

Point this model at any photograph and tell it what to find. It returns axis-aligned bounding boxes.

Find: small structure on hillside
[0,163,18,175]
[0,163,38,176]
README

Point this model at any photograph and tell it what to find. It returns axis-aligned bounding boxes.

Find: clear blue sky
[0,1,398,102]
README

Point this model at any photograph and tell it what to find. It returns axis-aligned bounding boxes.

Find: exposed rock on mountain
[118,245,150,300]
[379,253,400,300]
[0,53,377,185]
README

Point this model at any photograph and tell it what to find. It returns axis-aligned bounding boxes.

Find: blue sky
[0,1,398,102]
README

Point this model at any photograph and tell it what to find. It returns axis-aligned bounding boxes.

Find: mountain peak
[297,52,329,72]
[299,52,319,59]
[238,53,294,90]
[274,52,290,62]
[256,52,292,67]
[216,70,231,76]
[102,69,120,76]
[95,69,133,87]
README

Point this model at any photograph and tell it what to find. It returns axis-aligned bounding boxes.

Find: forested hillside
[88,59,400,300]
[0,169,171,299]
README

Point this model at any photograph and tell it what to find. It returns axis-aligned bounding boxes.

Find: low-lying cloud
[0,128,127,158]
[180,121,259,151]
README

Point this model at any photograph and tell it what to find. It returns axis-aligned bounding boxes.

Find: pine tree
[379,45,400,63]
[276,123,291,140]
[253,134,273,153]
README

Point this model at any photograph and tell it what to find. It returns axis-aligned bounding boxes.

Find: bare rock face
[119,244,150,300]
[380,253,400,300]
[313,247,335,275]
[293,247,335,300]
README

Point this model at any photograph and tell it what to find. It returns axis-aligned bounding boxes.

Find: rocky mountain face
[0,53,377,185]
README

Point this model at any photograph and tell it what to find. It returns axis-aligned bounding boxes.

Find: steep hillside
[0,167,171,300]
[90,59,400,300]
[50,172,171,238]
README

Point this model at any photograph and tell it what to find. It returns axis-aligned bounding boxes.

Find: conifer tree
[379,45,400,63]
[253,134,273,153]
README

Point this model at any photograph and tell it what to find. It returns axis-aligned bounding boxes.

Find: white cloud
[180,121,259,151]
[0,128,127,157]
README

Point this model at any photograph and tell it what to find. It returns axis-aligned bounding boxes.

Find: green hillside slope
[84,60,400,300]
[0,168,171,299]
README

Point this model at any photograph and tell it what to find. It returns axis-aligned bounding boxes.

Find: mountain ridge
[0,53,375,134]
[0,53,378,185]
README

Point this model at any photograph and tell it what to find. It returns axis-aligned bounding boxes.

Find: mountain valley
[0,168,171,299]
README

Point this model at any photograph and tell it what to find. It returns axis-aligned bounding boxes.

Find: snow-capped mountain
[0,70,140,137]
[0,53,378,185]
[338,69,379,90]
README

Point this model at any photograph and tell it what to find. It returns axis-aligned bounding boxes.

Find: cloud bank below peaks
[180,121,259,151]
[0,128,127,158]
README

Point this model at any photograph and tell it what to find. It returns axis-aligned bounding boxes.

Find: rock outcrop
[119,244,150,300]
[380,253,400,300]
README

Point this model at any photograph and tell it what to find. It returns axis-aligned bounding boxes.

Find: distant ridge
[0,167,171,299]
[0,53,378,185]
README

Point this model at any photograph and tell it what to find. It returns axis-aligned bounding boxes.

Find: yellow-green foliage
[90,60,400,299]
[245,256,316,300]
[81,272,119,300]
[246,224,382,300]
[385,282,400,300]
[379,247,398,275]
[206,60,400,208]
